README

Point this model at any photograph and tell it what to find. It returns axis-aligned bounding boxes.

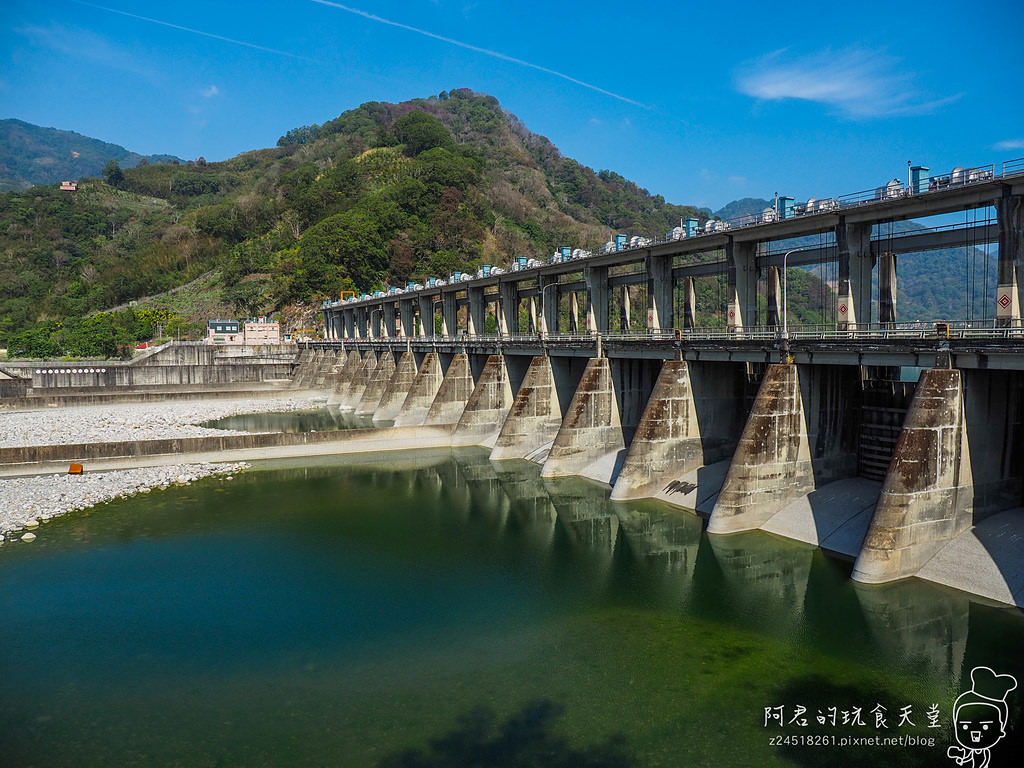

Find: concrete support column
[708,365,813,533]
[528,297,538,334]
[491,355,564,461]
[393,353,444,427]
[417,295,432,337]
[726,240,758,332]
[373,351,418,422]
[332,349,362,402]
[570,292,580,334]
[343,350,377,408]
[382,303,396,338]
[355,351,396,416]
[452,355,515,447]
[424,353,475,426]
[441,292,458,338]
[585,265,609,335]
[836,219,873,330]
[681,277,696,330]
[853,369,968,584]
[611,360,725,502]
[344,310,355,340]
[498,281,518,336]
[996,194,1023,327]
[619,285,631,331]
[539,275,559,336]
[321,311,332,339]
[647,253,673,331]
[879,252,897,327]
[541,356,624,484]
[766,266,781,328]
[468,286,486,338]
[355,307,369,339]
[400,299,415,338]
[368,306,383,339]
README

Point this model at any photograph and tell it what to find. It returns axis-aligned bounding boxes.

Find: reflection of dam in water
[292,337,1024,608]
[248,447,1007,697]
[403,449,997,690]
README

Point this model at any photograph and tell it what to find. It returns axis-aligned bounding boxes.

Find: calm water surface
[2,449,1023,767]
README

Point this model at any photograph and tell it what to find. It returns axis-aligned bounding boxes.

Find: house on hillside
[243,317,281,344]
[60,181,78,191]
[207,319,240,344]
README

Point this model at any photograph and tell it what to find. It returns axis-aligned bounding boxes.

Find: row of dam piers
[293,343,1024,606]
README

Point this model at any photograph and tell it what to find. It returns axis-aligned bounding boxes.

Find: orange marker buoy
[68,463,83,475]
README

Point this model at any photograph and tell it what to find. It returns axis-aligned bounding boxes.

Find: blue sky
[3,0,1023,210]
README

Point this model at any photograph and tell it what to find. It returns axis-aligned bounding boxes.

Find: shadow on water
[376,700,634,768]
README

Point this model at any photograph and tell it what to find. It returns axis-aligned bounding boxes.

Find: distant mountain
[713,197,772,221]
[0,118,181,192]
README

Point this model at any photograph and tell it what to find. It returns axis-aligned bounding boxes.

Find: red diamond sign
[999,294,1012,308]
[839,304,848,315]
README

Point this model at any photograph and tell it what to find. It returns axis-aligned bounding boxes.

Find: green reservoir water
[2,450,1024,767]
[201,406,371,433]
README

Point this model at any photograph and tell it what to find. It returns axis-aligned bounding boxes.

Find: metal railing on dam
[305,318,1024,370]
[321,159,1024,345]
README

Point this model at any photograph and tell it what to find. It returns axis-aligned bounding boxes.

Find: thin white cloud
[994,139,1024,151]
[68,0,316,62]
[309,0,644,107]
[18,22,154,77]
[203,85,220,98]
[735,48,960,118]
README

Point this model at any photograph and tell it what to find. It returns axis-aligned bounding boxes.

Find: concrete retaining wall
[606,362,745,501]
[541,356,624,483]
[424,353,474,426]
[854,369,969,583]
[0,424,456,470]
[393,353,444,427]
[491,355,563,461]
[708,363,858,534]
[355,351,396,416]
[451,355,514,447]
[374,351,418,422]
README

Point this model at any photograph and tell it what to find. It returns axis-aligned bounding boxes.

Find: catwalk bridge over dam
[306,159,1024,603]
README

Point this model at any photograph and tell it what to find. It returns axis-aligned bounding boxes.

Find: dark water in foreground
[2,450,1023,767]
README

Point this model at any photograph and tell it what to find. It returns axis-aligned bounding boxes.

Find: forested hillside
[0,90,994,358]
[1,90,712,356]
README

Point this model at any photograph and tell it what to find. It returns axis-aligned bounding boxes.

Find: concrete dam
[291,335,1024,606]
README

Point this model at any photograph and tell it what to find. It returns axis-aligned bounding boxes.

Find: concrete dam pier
[293,337,1024,606]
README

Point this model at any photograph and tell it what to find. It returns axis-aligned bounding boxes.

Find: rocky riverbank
[0,462,249,541]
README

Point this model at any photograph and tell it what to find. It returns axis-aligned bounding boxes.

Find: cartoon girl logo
[947,666,1017,768]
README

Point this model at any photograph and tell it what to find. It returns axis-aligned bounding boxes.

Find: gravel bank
[0,395,320,448]
[0,395,324,541]
[0,462,249,540]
